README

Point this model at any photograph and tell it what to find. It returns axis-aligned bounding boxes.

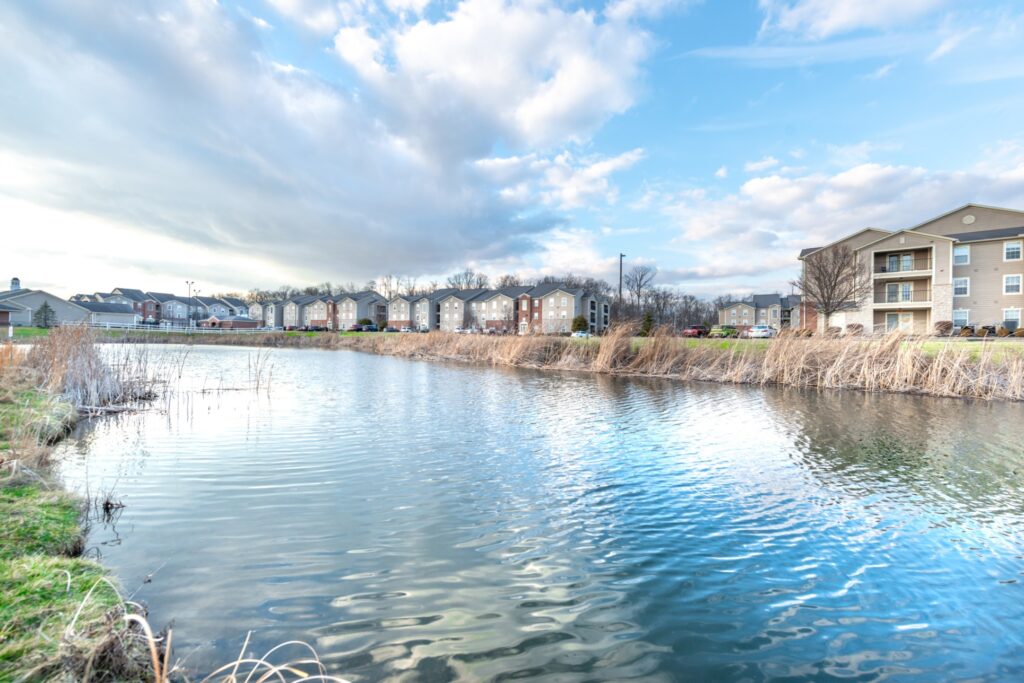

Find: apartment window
[1005,241,1023,262]
[521,300,527,310]
[491,301,497,309]
[533,312,539,319]
[1005,274,1022,295]
[953,245,970,266]
[561,297,567,306]
[953,309,969,327]
[953,277,969,297]
[560,311,567,318]
[1005,309,1022,326]
[548,297,554,305]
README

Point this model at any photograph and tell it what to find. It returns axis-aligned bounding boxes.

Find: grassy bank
[1,332,348,681]
[331,328,1024,401]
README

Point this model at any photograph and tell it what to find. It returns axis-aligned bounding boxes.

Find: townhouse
[0,278,138,326]
[302,296,331,329]
[798,204,1024,334]
[718,294,801,330]
[147,292,193,324]
[472,286,533,333]
[334,291,387,330]
[517,284,611,334]
[282,294,322,329]
[108,288,159,322]
[436,289,489,331]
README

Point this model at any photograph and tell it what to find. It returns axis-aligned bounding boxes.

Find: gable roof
[797,227,892,259]
[439,288,490,302]
[0,300,27,312]
[750,294,782,308]
[112,288,154,302]
[946,226,1024,244]
[904,203,1024,232]
[147,292,189,304]
[220,296,247,308]
[76,301,136,314]
[857,228,955,251]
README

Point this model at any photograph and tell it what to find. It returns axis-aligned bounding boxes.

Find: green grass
[11,327,50,338]
[0,483,127,681]
[0,388,76,450]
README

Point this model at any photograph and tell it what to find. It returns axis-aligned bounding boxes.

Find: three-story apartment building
[798,204,1024,333]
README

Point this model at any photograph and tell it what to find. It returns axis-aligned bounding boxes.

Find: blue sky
[2,0,1024,298]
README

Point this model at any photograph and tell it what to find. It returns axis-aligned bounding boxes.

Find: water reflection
[55,346,1024,681]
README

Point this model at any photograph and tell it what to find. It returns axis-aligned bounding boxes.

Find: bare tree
[378,274,396,299]
[446,269,477,290]
[791,245,872,329]
[624,265,657,309]
[472,272,490,289]
[495,273,523,288]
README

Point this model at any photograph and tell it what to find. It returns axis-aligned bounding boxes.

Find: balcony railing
[874,258,932,274]
[874,289,932,304]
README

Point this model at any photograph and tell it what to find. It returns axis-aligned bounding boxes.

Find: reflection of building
[798,204,1024,334]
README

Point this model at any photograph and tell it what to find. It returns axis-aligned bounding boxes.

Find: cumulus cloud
[715,165,728,178]
[0,0,654,291]
[662,142,1024,289]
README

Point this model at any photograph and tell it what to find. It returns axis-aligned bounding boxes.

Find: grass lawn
[9,327,50,339]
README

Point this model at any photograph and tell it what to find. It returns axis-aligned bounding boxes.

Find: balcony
[874,258,932,275]
[874,289,931,305]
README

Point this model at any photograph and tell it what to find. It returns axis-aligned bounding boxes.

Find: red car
[681,325,709,338]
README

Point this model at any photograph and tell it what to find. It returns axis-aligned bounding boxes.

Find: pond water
[55,345,1024,681]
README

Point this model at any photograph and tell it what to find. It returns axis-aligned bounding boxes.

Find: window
[548,297,554,305]
[561,297,567,306]
[953,245,970,265]
[1005,274,1022,295]
[521,300,528,310]
[953,309,969,327]
[533,312,538,319]
[953,277,969,297]
[1005,309,1022,326]
[1005,241,1022,262]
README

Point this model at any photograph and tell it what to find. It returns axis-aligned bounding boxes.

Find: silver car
[746,325,777,338]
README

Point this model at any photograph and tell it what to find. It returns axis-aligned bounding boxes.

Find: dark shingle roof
[781,294,800,309]
[799,247,822,258]
[220,296,247,308]
[76,302,135,314]
[750,294,782,308]
[147,292,188,304]
[113,288,153,302]
[0,300,26,312]
[947,226,1024,243]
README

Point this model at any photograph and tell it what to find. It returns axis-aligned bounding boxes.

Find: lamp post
[618,253,626,318]
[185,280,194,331]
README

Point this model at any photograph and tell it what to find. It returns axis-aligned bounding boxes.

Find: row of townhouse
[797,203,1024,334]
[718,294,802,331]
[70,288,252,326]
[1,278,141,326]
[249,283,612,334]
[248,291,388,330]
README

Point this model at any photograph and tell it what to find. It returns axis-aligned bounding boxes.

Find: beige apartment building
[798,204,1024,333]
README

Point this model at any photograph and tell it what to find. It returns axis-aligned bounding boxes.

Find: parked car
[347,324,363,332]
[681,325,708,338]
[571,330,592,338]
[384,326,399,333]
[400,326,414,333]
[362,323,379,332]
[708,325,738,338]
[745,325,777,339]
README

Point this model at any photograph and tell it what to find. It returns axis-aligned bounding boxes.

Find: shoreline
[52,327,1024,402]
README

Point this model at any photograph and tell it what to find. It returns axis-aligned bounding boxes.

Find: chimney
[10,277,20,292]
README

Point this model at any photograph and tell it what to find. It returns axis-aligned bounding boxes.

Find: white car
[571,330,592,338]
[400,326,413,333]
[746,325,777,339]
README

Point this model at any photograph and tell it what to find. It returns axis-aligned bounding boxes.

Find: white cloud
[758,0,948,40]
[661,142,1024,290]
[864,61,896,79]
[605,0,696,22]
[715,165,728,178]
[332,0,650,153]
[265,0,338,34]
[927,27,979,61]
[826,140,901,166]
[744,156,779,172]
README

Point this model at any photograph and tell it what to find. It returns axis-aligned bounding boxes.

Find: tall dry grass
[333,328,1024,401]
[25,327,160,410]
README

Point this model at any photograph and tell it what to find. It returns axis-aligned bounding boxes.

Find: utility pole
[185,280,194,332]
[618,253,625,317]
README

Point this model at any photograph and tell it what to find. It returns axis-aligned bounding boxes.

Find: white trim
[953,244,971,266]
[858,229,955,253]
[904,203,1024,232]
[953,277,970,297]
[1003,274,1022,295]
[798,227,893,260]
[1004,240,1023,262]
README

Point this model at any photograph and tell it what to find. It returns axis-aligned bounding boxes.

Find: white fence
[82,322,274,335]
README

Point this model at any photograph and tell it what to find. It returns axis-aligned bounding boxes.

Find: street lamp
[618,253,626,315]
[185,280,194,331]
